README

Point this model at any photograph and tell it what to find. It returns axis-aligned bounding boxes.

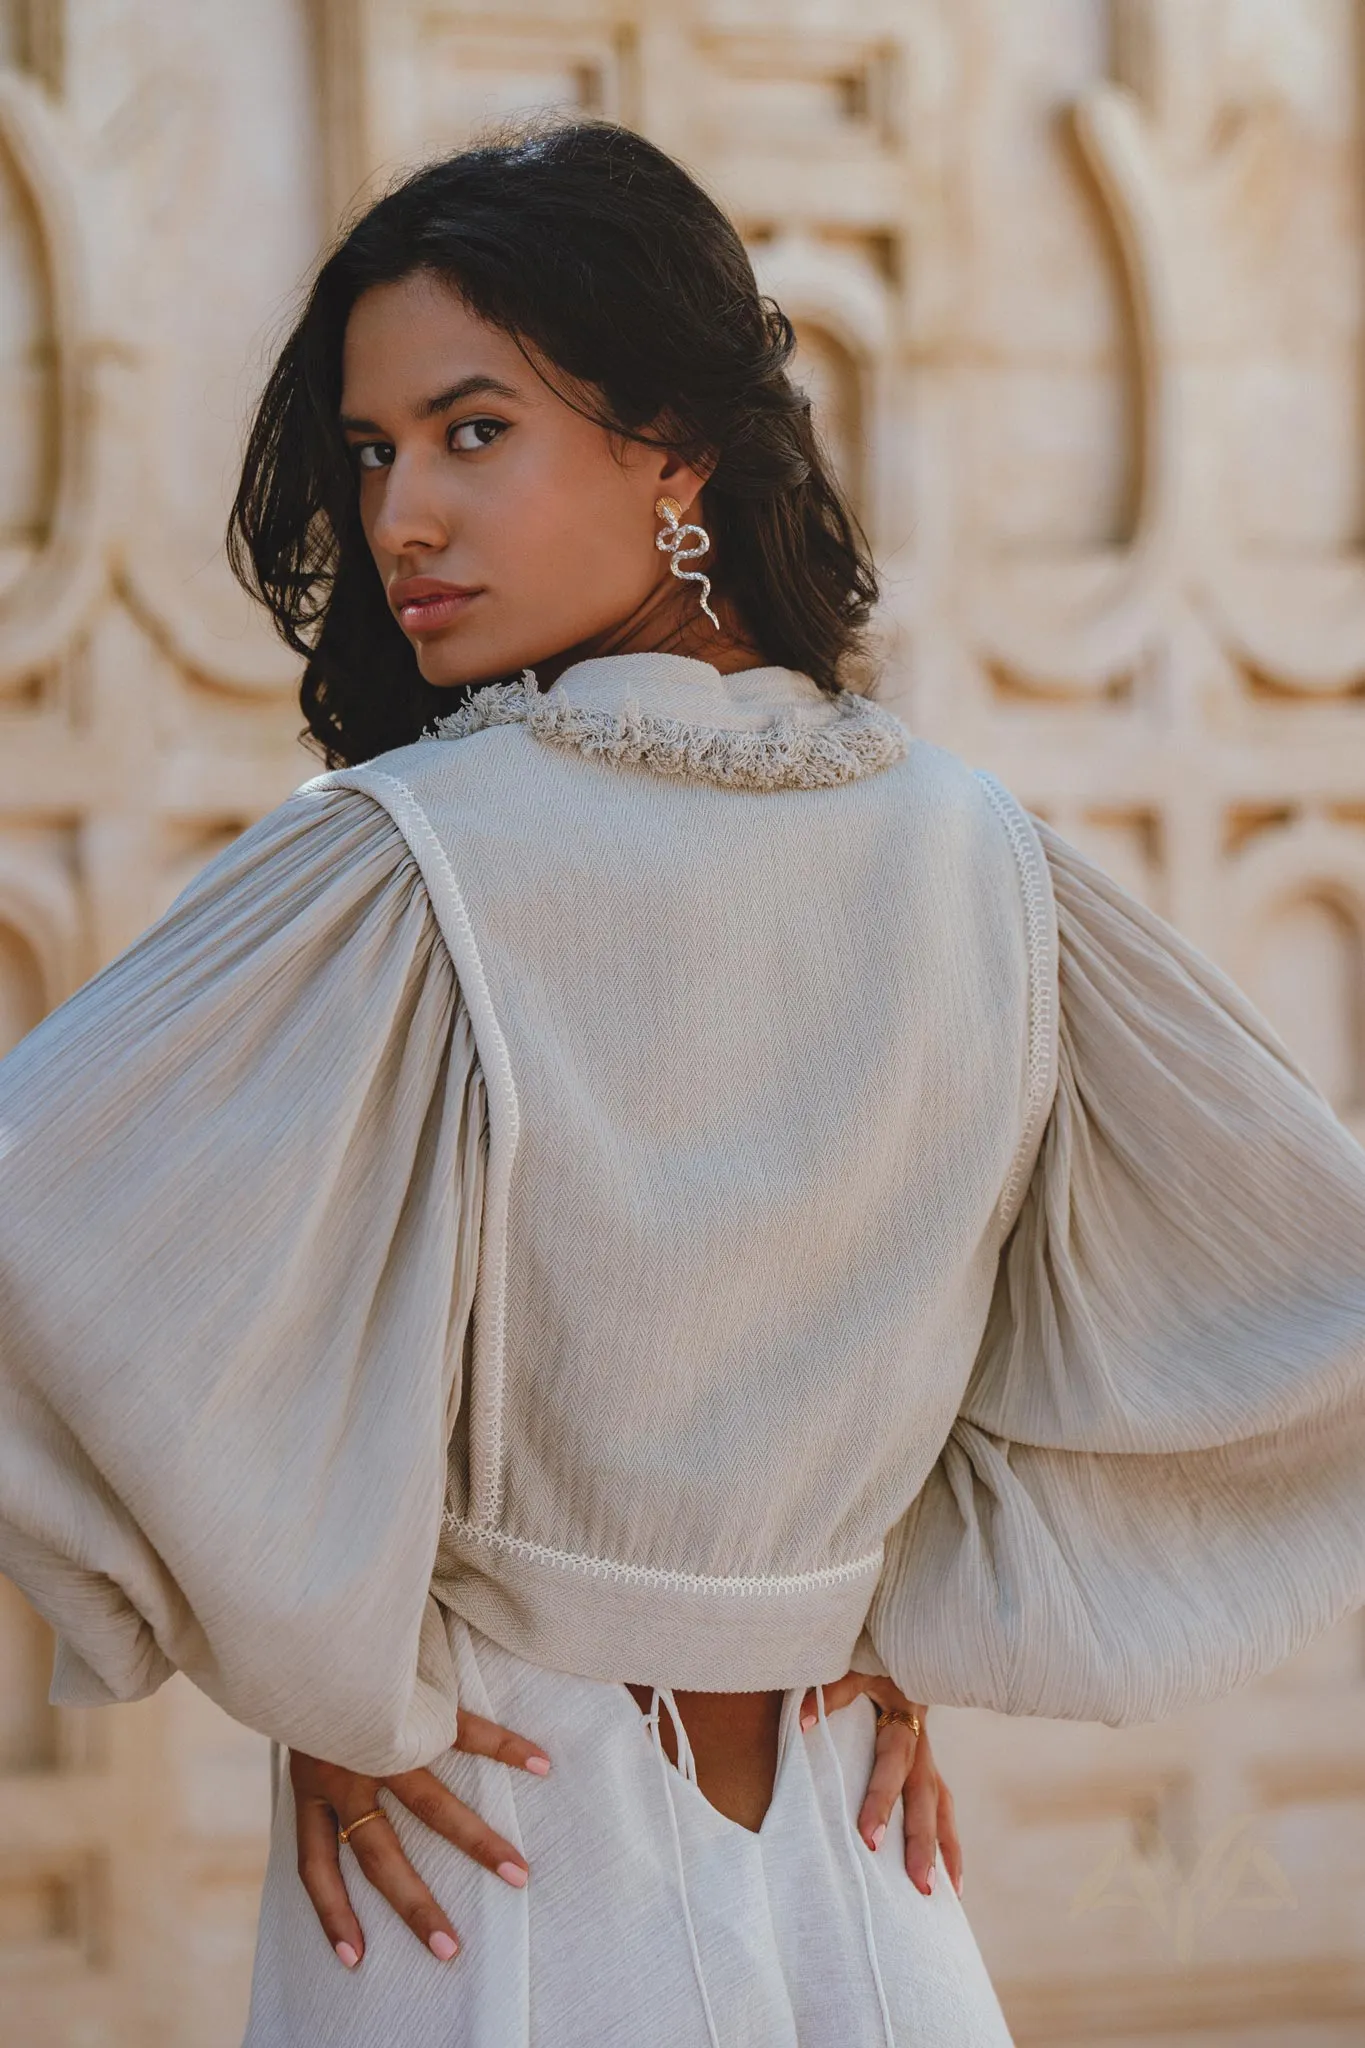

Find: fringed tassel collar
[426,657,911,793]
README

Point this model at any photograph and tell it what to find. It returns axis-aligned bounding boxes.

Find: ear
[652,444,717,520]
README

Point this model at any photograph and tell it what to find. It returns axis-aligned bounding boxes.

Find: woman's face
[339,271,712,688]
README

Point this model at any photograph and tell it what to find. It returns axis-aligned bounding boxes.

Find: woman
[1,116,1363,2047]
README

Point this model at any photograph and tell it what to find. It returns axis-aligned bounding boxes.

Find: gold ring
[338,1807,386,1846]
[875,1707,921,1739]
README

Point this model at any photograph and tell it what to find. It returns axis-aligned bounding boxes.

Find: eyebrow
[339,373,522,433]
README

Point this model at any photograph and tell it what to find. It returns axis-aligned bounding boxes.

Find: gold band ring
[338,1807,386,1846]
[875,1707,921,1739]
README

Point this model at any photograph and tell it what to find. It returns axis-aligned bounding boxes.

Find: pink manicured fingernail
[924,1864,936,1893]
[800,1712,815,1733]
[428,1931,458,1961]
[525,1755,551,1776]
[335,1941,359,1969]
[498,1860,528,1888]
[870,1822,886,1852]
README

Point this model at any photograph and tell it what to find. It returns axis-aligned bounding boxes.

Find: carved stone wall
[2,2,1362,2041]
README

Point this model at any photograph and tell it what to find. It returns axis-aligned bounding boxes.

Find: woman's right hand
[291,1709,552,1969]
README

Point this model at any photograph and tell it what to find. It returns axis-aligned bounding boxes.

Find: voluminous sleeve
[0,785,486,1776]
[866,814,1365,1725]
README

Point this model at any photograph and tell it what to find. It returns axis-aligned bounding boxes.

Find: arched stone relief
[0,69,111,691]
[118,547,302,701]
[0,915,45,1051]
[1252,890,1365,1115]
[0,56,54,606]
[1223,814,1365,1117]
[967,0,1365,702]
[750,232,891,538]
[1045,802,1166,911]
[0,1573,56,1771]
[1,29,308,706]
[1116,0,1365,694]
[789,321,863,506]
[108,0,319,698]
[0,849,82,1035]
[969,62,1182,697]
[322,0,639,218]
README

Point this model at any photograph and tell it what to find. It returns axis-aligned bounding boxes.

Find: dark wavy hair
[227,117,880,769]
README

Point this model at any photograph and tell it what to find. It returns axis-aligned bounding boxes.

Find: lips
[389,578,483,632]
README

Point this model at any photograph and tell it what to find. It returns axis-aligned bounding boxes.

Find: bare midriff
[624,1683,786,1832]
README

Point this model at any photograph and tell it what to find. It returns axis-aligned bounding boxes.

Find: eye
[449,416,508,453]
[351,442,393,473]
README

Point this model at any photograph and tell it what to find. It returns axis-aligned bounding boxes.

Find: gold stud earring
[654,495,721,631]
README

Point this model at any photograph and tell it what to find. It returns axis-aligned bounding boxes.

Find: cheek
[492,454,655,596]
[357,482,393,568]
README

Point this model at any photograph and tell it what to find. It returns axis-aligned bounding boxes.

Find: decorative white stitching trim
[441,1514,885,1596]
[427,668,912,792]
[974,772,1059,1238]
[312,764,519,1529]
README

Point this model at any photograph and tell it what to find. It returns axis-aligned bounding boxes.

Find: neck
[530,582,769,691]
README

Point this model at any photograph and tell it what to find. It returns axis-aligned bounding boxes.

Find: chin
[416,641,521,691]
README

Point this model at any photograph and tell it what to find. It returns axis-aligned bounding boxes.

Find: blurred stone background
[2,1,1364,2042]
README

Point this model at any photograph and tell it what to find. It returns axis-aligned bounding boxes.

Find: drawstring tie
[644,1685,723,2048]
[813,1684,897,2048]
[643,1683,897,2048]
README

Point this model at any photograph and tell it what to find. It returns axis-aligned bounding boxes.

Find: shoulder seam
[973,772,1060,1238]
[319,762,518,1531]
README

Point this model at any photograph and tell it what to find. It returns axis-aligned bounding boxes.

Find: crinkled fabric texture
[244,1617,1016,2048]
[868,818,1365,1724]
[0,787,486,1775]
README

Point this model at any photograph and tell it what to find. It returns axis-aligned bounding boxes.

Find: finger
[860,1682,928,1726]
[385,1767,531,1889]
[450,1709,551,1776]
[934,1779,965,1897]
[856,1718,919,1853]
[797,1672,867,1730]
[295,1793,365,1969]
[340,1802,461,1961]
[901,1759,943,1896]
[799,1676,929,1734]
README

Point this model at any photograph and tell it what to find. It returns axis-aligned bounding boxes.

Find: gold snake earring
[654,496,721,631]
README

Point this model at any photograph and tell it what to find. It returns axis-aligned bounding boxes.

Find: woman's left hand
[797,1672,960,1899]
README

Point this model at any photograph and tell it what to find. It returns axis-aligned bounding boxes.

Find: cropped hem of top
[433,1516,887,1689]
[0,648,1363,1779]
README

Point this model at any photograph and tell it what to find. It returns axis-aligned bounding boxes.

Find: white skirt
[244,1618,1015,2046]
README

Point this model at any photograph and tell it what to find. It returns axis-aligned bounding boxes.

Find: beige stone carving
[2,3,1362,2041]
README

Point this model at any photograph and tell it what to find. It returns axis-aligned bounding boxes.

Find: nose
[368,449,449,558]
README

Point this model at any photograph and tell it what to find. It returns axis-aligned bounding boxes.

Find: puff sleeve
[866,811,1365,1726]
[0,784,486,1775]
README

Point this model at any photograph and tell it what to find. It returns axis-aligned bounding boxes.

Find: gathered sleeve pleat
[867,816,1365,1726]
[0,785,486,1776]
